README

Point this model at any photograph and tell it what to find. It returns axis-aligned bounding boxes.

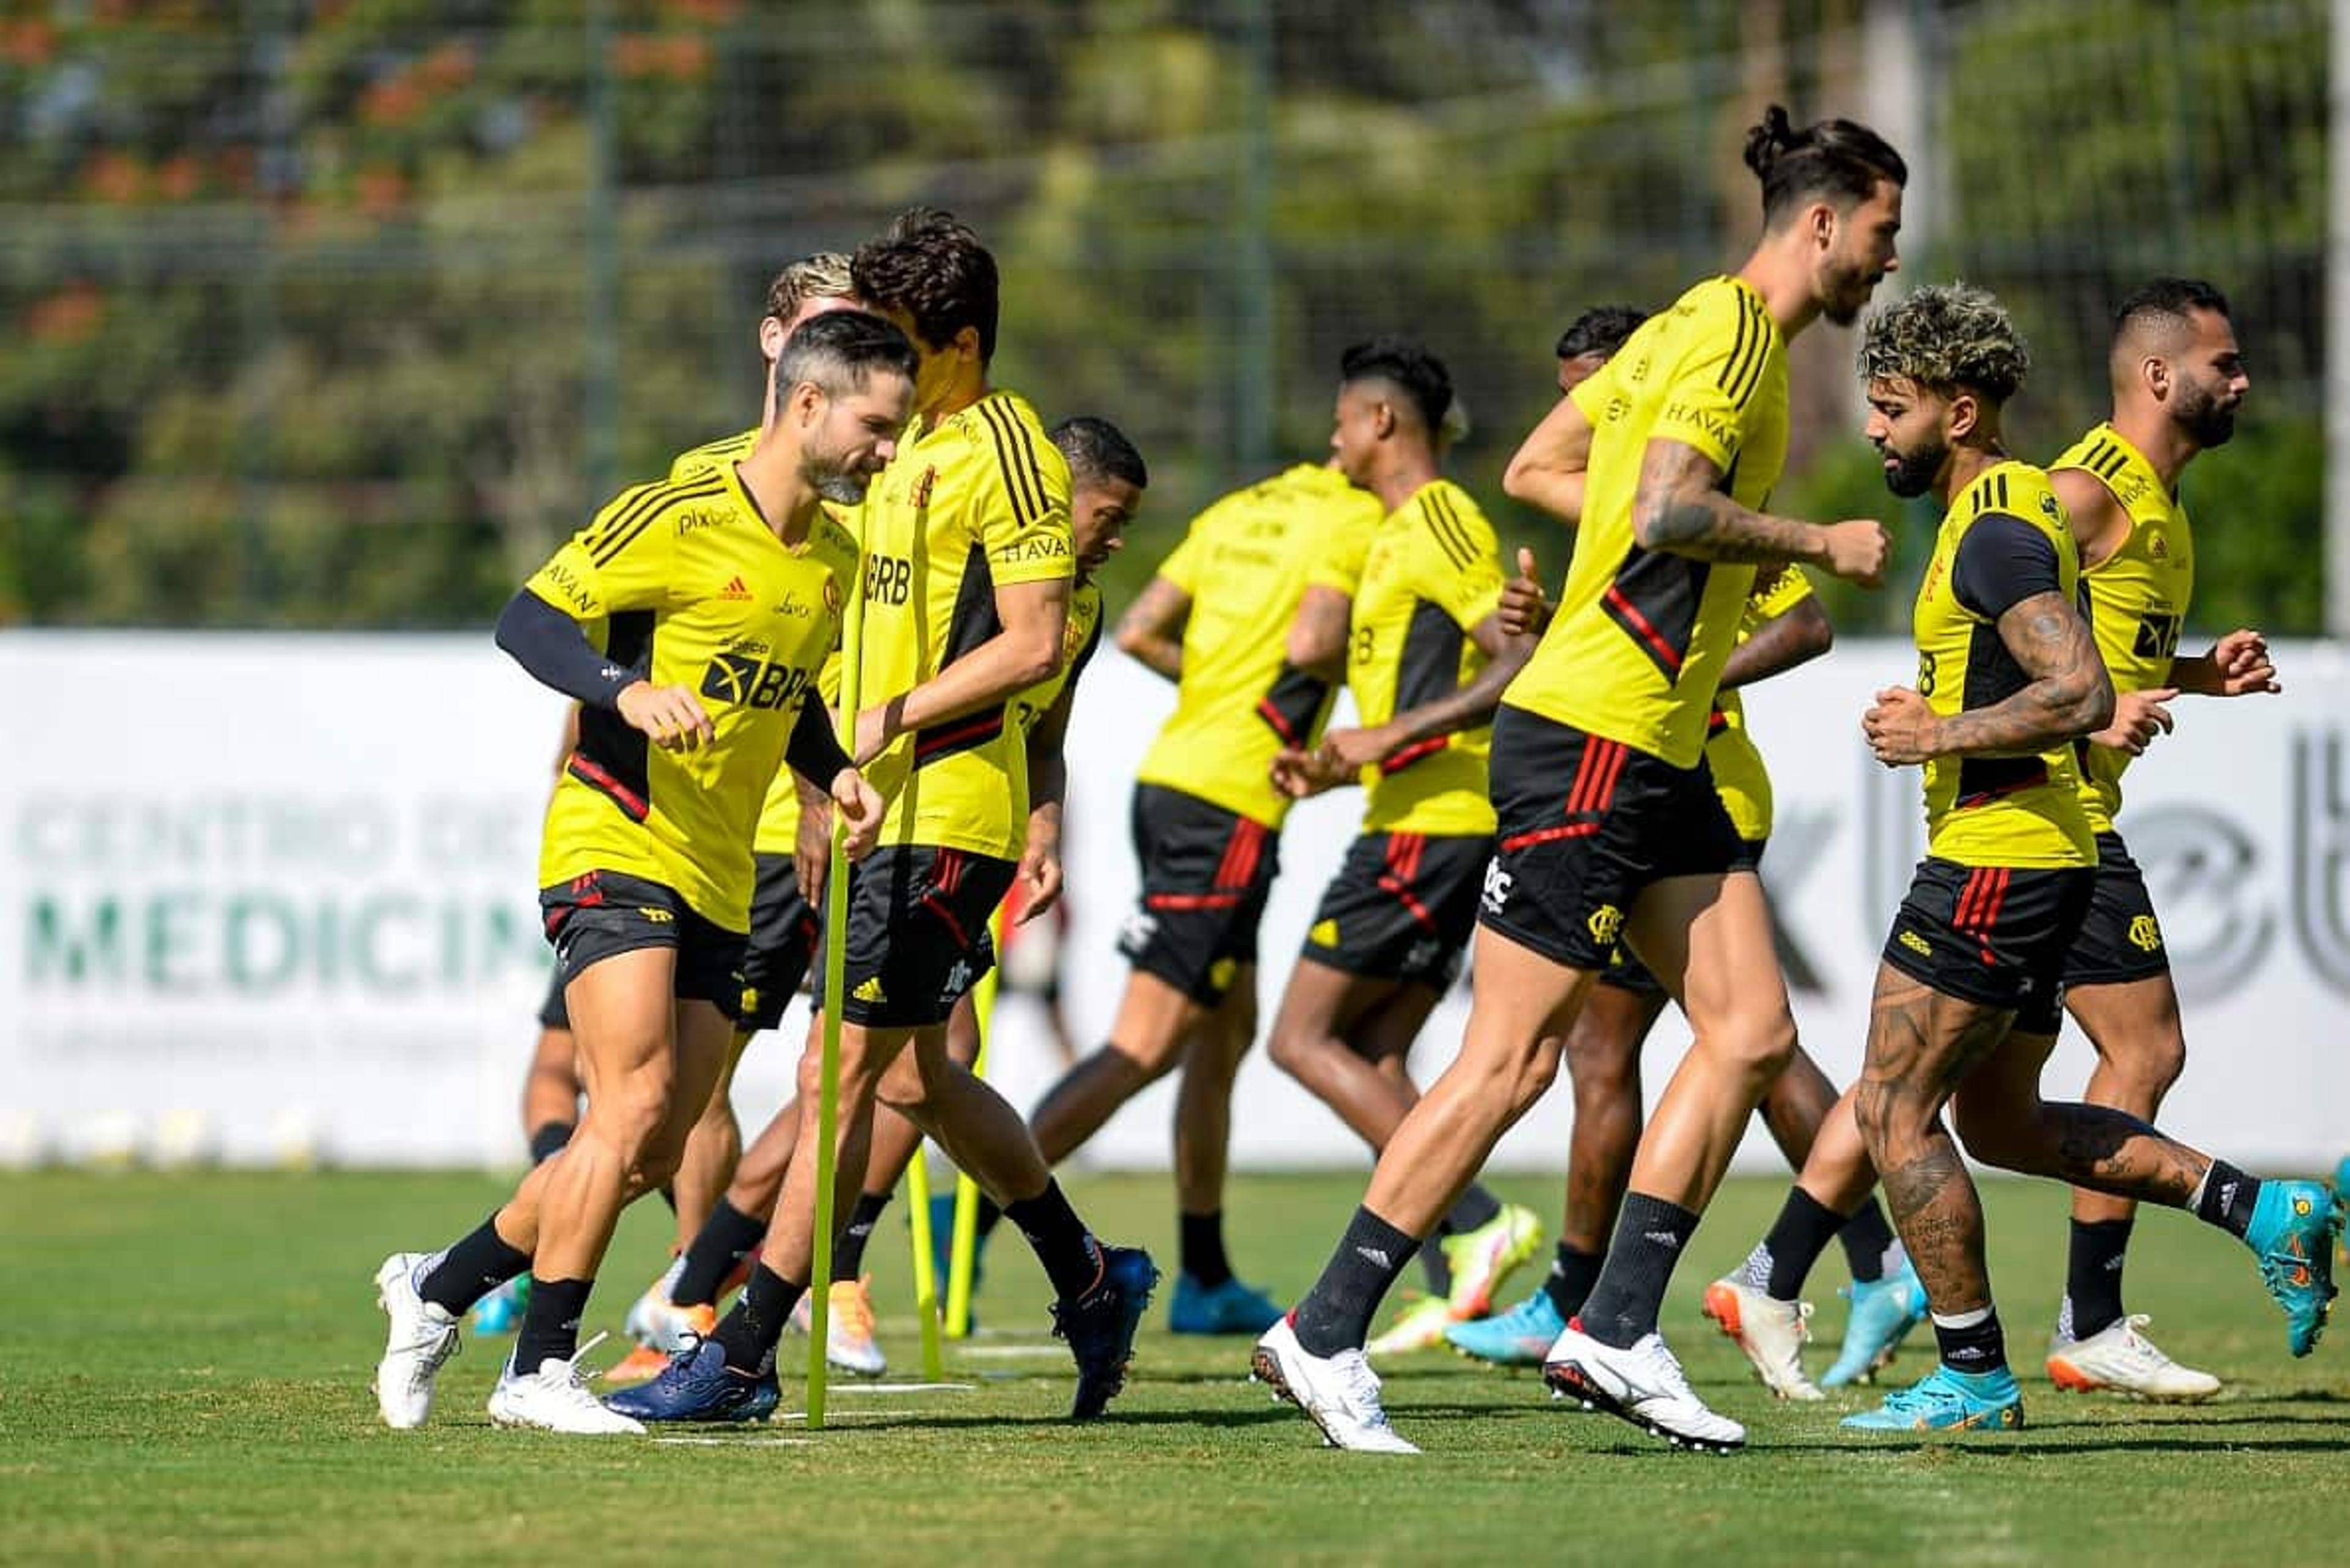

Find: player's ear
[953,324,983,364]
[2142,354,2172,404]
[759,315,787,363]
[1808,200,1837,252]
[1373,400,1397,440]
[1945,389,1979,444]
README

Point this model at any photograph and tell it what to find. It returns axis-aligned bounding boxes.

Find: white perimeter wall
[4,630,2346,1171]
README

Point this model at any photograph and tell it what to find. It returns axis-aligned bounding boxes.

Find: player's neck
[919,368,991,431]
[733,449,819,545]
[1368,455,1439,516]
[1736,243,1821,338]
[2107,406,2194,494]
[1935,439,2010,506]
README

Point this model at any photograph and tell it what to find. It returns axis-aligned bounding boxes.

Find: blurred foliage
[0,0,2327,632]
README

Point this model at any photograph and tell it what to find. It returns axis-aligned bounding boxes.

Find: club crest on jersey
[2128,914,2163,952]
[911,465,938,510]
[2039,491,2062,523]
[1587,903,1624,947]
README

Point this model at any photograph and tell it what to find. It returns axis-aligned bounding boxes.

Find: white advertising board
[4,632,2344,1172]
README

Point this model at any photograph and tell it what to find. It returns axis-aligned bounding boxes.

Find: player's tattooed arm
[1633,438,1891,586]
[1114,575,1190,682]
[1717,591,1832,691]
[1934,590,2115,758]
[1285,584,1352,683]
[1501,392,1594,525]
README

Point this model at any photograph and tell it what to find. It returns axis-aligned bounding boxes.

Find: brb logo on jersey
[699,652,812,712]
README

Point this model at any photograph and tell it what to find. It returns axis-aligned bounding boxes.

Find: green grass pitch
[2,1168,2342,1565]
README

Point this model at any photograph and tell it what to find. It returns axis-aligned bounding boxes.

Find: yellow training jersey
[670,428,758,482]
[858,388,1075,861]
[750,654,843,856]
[1505,277,1791,766]
[1135,464,1385,828]
[1704,564,1815,843]
[2051,423,2195,834]
[529,464,858,929]
[1010,582,1105,744]
[1911,461,2095,870]
[1341,479,1504,837]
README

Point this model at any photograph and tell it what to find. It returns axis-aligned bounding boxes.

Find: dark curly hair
[851,207,1000,363]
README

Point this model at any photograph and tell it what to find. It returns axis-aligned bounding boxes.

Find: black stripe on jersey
[1718,294,1754,398]
[939,537,1004,668]
[578,481,665,558]
[2093,442,2130,481]
[1598,543,1711,683]
[1256,665,1334,747]
[567,610,655,820]
[1721,294,1771,410]
[1424,490,1478,572]
[591,478,726,567]
[912,707,1006,767]
[976,399,1048,528]
[1395,599,1466,715]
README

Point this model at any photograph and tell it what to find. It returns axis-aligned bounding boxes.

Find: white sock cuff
[1930,1304,1993,1331]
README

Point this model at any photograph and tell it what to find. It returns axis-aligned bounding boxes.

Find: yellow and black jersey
[1912,461,2095,870]
[529,466,858,930]
[1343,479,1505,837]
[1010,582,1105,744]
[750,652,843,856]
[2051,422,2196,834]
[1135,464,1384,829]
[1504,275,1791,767]
[670,427,759,482]
[1704,564,1814,842]
[858,388,1074,860]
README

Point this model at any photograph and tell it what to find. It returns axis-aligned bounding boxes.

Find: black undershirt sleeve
[783,693,851,788]
[493,588,638,710]
[1950,512,2061,621]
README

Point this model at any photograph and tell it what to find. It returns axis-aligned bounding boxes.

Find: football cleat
[1842,1364,2023,1433]
[1701,1277,1822,1401]
[2046,1313,2220,1402]
[1820,1263,1927,1389]
[1439,1204,1543,1319]
[1251,1316,1419,1454]
[1542,1321,1744,1452]
[1444,1287,1565,1368]
[2244,1178,2340,1356]
[373,1251,461,1431]
[1053,1245,1159,1421]
[1168,1273,1284,1336]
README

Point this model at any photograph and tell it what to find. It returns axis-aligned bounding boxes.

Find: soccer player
[611,211,1155,1425]
[1449,308,1911,1397]
[1250,105,1903,1455]
[1259,336,1542,1358]
[370,308,908,1435]
[1721,280,2305,1406]
[1816,281,2333,1434]
[624,416,1148,1376]
[944,450,1384,1335]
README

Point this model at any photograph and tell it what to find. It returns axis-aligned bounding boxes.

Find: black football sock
[1180,1210,1234,1288]
[527,1121,574,1165]
[1740,1187,1845,1302]
[1931,1303,2008,1376]
[1290,1207,1419,1357]
[1542,1243,1605,1322]
[1003,1179,1104,1300]
[1576,1193,1698,1350]
[1447,1184,1504,1234]
[1837,1199,1901,1285]
[832,1191,893,1280]
[418,1214,531,1316]
[712,1263,805,1375]
[2193,1159,2262,1240]
[974,1193,1006,1241]
[512,1276,592,1372]
[671,1199,769,1310]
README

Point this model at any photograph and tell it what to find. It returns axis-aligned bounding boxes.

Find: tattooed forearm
[1631,438,1817,566]
[1930,591,2116,758]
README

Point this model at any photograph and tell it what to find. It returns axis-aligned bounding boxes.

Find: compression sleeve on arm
[493,589,639,710]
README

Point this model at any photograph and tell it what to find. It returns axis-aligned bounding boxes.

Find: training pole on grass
[941,907,1005,1340]
[805,558,868,1432]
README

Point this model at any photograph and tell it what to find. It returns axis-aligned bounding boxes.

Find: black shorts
[1598,837,1768,996]
[811,845,1015,1029]
[1879,858,2095,1035]
[738,851,821,1032]
[2060,832,2170,988]
[1301,831,1492,990]
[1117,784,1280,1006]
[1476,709,1745,971]
[535,968,570,1031]
[539,868,747,1018]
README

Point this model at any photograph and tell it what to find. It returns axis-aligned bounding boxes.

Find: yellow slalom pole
[942,906,1006,1339]
[805,563,867,1431]
[905,1124,947,1381]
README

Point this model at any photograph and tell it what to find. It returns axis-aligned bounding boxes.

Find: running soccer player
[1814,281,2334,1434]
[1251,105,1903,1455]
[625,416,1148,1378]
[611,211,1156,1425]
[370,308,908,1435]
[946,453,1384,1335]
[1259,336,1542,1359]
[1719,280,2307,1407]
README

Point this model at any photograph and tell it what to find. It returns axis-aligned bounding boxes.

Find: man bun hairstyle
[1744,104,1908,225]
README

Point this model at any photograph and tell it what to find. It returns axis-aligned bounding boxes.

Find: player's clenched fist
[1821,519,1892,588]
[617,682,715,752]
[827,767,885,862]
[1862,685,1938,766]
[1498,547,1554,638]
[2089,687,2176,757]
